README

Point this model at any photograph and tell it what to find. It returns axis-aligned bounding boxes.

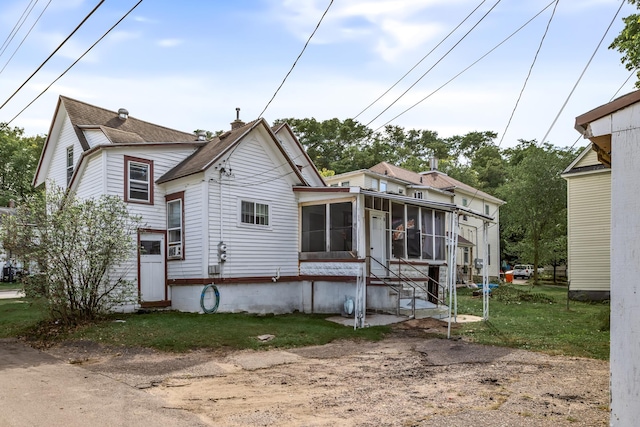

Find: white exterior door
[139,232,166,303]
[369,211,387,277]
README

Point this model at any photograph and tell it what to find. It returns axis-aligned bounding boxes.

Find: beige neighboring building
[562,144,610,301]
[326,161,504,281]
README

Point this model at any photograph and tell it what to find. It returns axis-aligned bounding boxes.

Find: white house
[326,161,504,282]
[34,96,493,323]
[574,89,640,425]
[561,144,610,301]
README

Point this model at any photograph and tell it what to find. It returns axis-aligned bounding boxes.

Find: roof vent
[197,130,207,141]
[230,107,245,130]
[118,108,129,120]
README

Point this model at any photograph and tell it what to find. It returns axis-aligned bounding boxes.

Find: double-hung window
[66,146,74,186]
[166,192,184,259]
[124,156,153,204]
[241,200,269,226]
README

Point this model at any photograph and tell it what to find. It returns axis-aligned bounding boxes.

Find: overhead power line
[0,0,38,58]
[258,0,333,119]
[373,0,557,132]
[0,0,106,111]
[498,0,559,147]
[0,0,54,76]
[353,0,489,120]
[363,0,503,128]
[538,0,625,145]
[4,0,144,127]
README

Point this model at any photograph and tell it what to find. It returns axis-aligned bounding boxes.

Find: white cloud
[108,31,142,44]
[271,0,467,62]
[157,39,184,48]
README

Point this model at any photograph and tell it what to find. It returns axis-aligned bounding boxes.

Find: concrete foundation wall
[170,280,399,315]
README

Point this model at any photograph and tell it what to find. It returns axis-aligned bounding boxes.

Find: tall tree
[0,124,45,205]
[498,141,576,283]
[610,0,640,87]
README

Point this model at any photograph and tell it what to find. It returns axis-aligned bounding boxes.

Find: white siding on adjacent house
[566,170,611,292]
[207,132,300,279]
[575,148,600,168]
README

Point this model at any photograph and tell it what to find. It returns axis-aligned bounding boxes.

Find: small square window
[241,201,269,226]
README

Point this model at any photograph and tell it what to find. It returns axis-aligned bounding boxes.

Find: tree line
[276,117,578,274]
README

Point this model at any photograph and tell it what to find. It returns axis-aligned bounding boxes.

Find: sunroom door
[369,211,387,277]
[139,232,167,304]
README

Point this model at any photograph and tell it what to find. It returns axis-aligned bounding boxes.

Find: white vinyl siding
[104,147,198,229]
[75,153,105,199]
[566,171,611,292]
[83,129,110,148]
[46,116,83,189]
[207,131,300,278]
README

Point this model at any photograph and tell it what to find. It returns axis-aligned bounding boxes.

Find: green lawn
[0,284,610,359]
[453,284,610,360]
[0,281,22,291]
[67,311,389,352]
[0,299,47,338]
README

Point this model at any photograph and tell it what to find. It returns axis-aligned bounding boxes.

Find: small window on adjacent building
[462,198,468,207]
[414,191,423,199]
[66,146,74,186]
[125,156,153,204]
[371,178,379,191]
[485,204,490,215]
[241,200,269,226]
[380,181,387,192]
[398,188,404,195]
[167,192,184,259]
[340,181,350,187]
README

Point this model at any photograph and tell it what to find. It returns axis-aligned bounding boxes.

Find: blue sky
[0,0,637,149]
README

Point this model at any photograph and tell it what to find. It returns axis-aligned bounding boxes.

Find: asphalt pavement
[0,339,209,427]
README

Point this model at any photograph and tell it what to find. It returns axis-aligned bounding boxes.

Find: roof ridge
[60,95,195,138]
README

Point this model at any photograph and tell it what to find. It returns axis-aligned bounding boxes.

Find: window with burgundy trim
[124,156,154,204]
[166,192,184,260]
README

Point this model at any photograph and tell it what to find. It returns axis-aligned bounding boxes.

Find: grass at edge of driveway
[68,311,390,352]
[452,285,610,360]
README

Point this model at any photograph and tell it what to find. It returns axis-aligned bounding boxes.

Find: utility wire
[258,0,333,119]
[538,0,625,145]
[374,0,557,132]
[364,0,503,128]
[353,0,489,120]
[0,0,54,76]
[4,0,144,127]
[570,68,637,149]
[610,69,636,101]
[498,0,559,147]
[0,0,38,58]
[0,0,106,111]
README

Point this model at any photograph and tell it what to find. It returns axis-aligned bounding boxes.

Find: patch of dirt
[44,318,609,426]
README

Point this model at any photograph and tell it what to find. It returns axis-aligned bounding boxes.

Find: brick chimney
[230,107,245,130]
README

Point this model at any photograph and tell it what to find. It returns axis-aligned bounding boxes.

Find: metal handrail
[395,257,447,306]
[368,256,416,317]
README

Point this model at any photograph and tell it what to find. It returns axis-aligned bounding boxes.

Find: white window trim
[66,146,74,186]
[238,199,271,228]
[167,195,183,260]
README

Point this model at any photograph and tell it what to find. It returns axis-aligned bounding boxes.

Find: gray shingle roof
[156,119,262,183]
[60,96,199,150]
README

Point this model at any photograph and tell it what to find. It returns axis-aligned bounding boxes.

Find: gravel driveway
[41,318,609,426]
